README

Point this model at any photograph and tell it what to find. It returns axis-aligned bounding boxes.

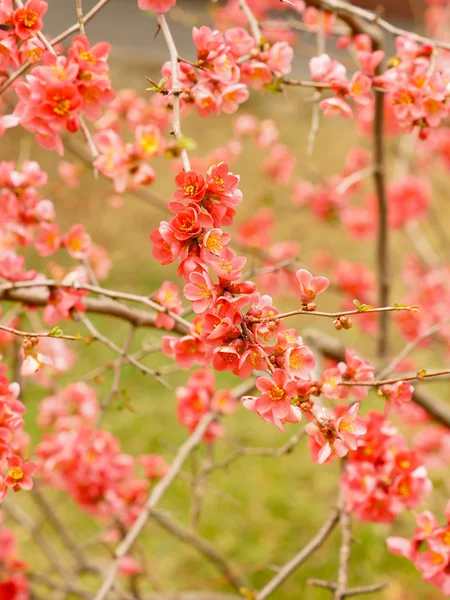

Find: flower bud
[340,315,353,330]
[334,318,343,331]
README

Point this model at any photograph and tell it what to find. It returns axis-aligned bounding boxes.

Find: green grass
[2,56,449,600]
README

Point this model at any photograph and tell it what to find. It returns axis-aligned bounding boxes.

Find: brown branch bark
[257,508,340,599]
[93,412,217,600]
[149,508,251,594]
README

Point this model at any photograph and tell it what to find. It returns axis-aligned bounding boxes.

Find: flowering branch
[0,0,113,96]
[304,329,450,428]
[305,0,450,51]
[248,304,418,323]
[339,368,450,387]
[0,323,86,341]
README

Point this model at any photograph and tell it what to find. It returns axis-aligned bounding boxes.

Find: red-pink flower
[137,0,176,12]
[207,247,246,283]
[63,224,92,259]
[382,380,414,413]
[5,456,37,492]
[348,72,373,106]
[295,269,329,304]
[184,271,219,314]
[254,369,297,420]
[152,281,182,330]
[151,222,182,265]
[335,403,367,452]
[320,97,354,119]
[169,205,212,242]
[34,222,62,256]
[13,0,47,40]
[174,170,207,203]
[139,454,169,480]
[284,344,315,378]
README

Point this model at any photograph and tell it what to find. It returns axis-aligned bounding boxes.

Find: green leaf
[263,77,284,94]
[353,299,374,312]
[49,326,63,337]
[178,137,197,151]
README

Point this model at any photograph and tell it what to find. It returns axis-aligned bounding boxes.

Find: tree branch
[92,412,217,600]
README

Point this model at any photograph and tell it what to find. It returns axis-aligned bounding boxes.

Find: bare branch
[157,14,190,172]
[257,508,340,599]
[304,328,450,428]
[93,412,217,600]
[76,312,169,387]
[149,508,251,594]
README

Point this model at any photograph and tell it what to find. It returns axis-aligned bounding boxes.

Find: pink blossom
[5,456,37,491]
[13,0,47,40]
[295,269,329,304]
[63,224,92,259]
[184,271,219,314]
[138,0,176,12]
[34,222,62,256]
[254,369,297,420]
[320,97,354,119]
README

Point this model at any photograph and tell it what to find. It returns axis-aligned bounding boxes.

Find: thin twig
[92,412,216,600]
[0,323,85,341]
[257,508,340,599]
[32,484,99,574]
[307,9,325,156]
[249,305,417,323]
[239,0,262,43]
[149,508,251,594]
[157,14,190,172]
[334,489,351,600]
[77,312,169,387]
[100,324,136,414]
[304,0,450,50]
[339,368,450,387]
[76,0,86,34]
[377,317,450,379]
[303,328,450,428]
[0,279,192,332]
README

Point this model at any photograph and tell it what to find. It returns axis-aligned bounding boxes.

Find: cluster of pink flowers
[310,33,450,134]
[90,88,173,192]
[396,256,450,350]
[13,35,115,154]
[152,280,182,330]
[341,411,431,523]
[0,0,48,72]
[388,504,450,595]
[0,160,112,342]
[318,348,375,401]
[292,147,430,237]
[0,514,29,600]
[176,370,237,441]
[159,24,293,119]
[36,381,169,529]
[0,160,95,260]
[0,359,36,503]
[152,165,373,457]
[414,424,450,471]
